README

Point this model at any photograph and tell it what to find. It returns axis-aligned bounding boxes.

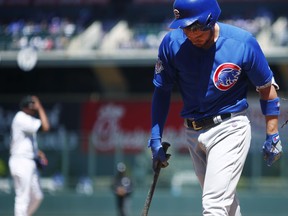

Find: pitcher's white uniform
[9,111,43,216]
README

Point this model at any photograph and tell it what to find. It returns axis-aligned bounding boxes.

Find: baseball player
[9,95,50,216]
[148,0,282,215]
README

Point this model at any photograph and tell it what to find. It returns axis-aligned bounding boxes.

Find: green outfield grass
[1,187,288,216]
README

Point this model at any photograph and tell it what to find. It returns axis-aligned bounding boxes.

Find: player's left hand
[263,132,282,166]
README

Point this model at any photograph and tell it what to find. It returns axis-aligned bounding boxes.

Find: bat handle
[161,141,170,152]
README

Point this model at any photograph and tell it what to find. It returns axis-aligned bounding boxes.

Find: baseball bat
[141,142,171,216]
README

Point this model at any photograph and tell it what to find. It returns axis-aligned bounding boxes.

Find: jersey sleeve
[153,34,176,91]
[17,112,41,134]
[242,35,273,89]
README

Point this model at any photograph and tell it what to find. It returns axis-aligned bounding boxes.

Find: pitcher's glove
[34,157,47,170]
[263,132,282,166]
[35,150,48,170]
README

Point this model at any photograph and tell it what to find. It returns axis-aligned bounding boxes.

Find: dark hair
[19,95,34,109]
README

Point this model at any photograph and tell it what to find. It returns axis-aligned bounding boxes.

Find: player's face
[26,101,37,115]
[183,25,214,49]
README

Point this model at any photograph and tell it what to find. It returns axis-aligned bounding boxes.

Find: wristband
[260,97,280,116]
[148,138,161,148]
[266,132,280,143]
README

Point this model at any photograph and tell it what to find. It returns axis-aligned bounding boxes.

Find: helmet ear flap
[204,13,214,30]
[205,14,213,26]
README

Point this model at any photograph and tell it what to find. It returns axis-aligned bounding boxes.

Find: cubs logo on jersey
[213,63,241,91]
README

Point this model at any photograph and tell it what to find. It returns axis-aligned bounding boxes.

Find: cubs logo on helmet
[213,63,241,91]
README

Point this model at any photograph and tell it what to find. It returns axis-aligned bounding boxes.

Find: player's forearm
[38,107,50,132]
[265,116,278,135]
[150,87,171,139]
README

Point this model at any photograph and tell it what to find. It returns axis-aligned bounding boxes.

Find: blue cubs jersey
[153,22,273,120]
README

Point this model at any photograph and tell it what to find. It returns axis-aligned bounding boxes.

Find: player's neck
[214,23,220,42]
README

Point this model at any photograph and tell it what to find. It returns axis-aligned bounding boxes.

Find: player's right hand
[263,132,282,166]
[148,138,171,172]
[31,96,42,111]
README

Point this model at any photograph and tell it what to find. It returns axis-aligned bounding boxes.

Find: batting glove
[148,139,171,172]
[263,132,282,166]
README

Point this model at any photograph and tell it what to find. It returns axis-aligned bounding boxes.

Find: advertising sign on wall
[80,97,288,154]
[81,100,185,153]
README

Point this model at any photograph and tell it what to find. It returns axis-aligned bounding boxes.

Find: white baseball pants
[9,157,44,216]
[186,114,251,216]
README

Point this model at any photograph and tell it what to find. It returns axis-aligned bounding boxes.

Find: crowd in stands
[0,6,287,51]
[1,17,77,50]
